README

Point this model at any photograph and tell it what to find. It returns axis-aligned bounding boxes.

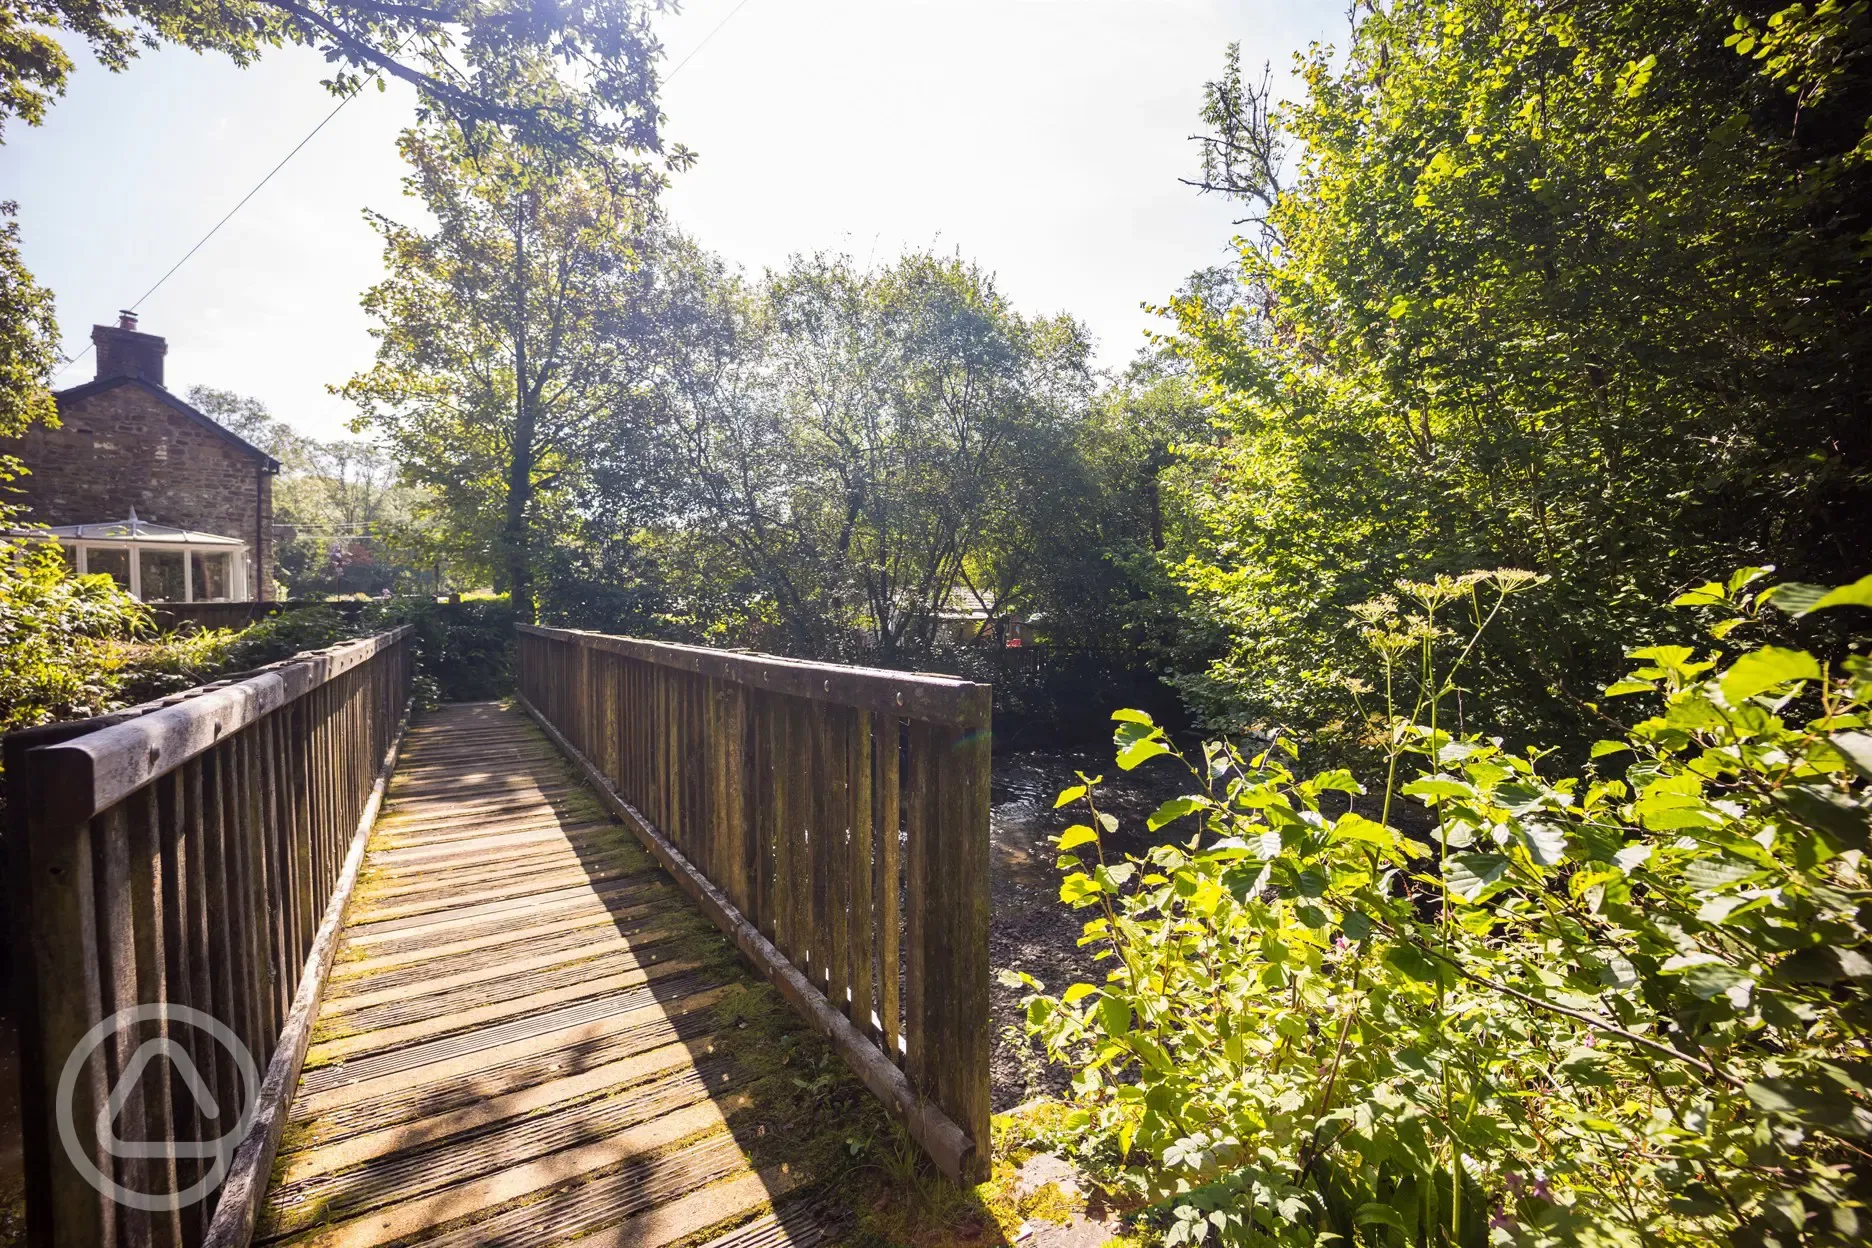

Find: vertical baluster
[240,721,278,1052]
[769,695,792,955]
[258,713,291,1027]
[293,699,315,975]
[748,691,771,939]
[158,767,210,1244]
[200,747,247,1141]
[822,706,851,1014]
[687,675,704,859]
[848,708,874,1036]
[925,718,992,1176]
[875,711,903,1063]
[126,788,184,1246]
[789,698,816,972]
[903,723,932,1091]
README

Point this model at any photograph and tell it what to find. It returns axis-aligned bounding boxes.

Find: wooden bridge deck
[257,703,843,1248]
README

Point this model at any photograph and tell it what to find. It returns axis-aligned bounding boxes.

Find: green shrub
[199,598,515,704]
[389,597,515,702]
[0,539,150,732]
[219,606,363,670]
[1012,569,1871,1246]
[111,627,244,704]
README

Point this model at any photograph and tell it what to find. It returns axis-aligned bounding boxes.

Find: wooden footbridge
[3,625,991,1247]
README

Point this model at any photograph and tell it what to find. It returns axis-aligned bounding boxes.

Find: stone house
[7,314,280,601]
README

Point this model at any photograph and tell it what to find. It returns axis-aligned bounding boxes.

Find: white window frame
[68,540,249,602]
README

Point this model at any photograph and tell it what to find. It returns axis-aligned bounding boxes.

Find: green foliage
[0,199,57,438]
[111,626,245,705]
[393,597,515,703]
[186,386,433,598]
[225,606,367,669]
[650,248,1098,661]
[109,599,514,716]
[0,538,150,732]
[212,599,518,703]
[1015,571,1872,1246]
[1166,0,1872,749]
[346,124,673,616]
[981,354,1217,667]
[0,0,674,164]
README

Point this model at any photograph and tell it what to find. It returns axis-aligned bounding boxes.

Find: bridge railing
[516,624,992,1181]
[3,627,413,1247]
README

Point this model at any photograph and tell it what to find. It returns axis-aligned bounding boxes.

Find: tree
[0,200,57,440]
[1165,0,1872,747]
[186,384,309,462]
[0,0,680,461]
[658,250,1096,660]
[989,352,1216,662]
[345,124,666,615]
[0,0,676,160]
[189,385,427,595]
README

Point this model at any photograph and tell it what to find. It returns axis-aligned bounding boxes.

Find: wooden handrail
[516,625,993,1182]
[517,624,992,728]
[29,628,411,825]
[3,627,413,1246]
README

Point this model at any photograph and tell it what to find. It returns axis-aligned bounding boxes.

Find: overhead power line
[666,0,758,82]
[52,78,380,383]
[50,3,758,384]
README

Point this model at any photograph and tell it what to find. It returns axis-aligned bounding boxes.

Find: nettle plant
[1009,569,1872,1247]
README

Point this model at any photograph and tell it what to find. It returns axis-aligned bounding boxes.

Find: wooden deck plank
[258,703,825,1248]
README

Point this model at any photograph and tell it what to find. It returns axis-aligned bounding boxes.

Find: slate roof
[53,375,282,473]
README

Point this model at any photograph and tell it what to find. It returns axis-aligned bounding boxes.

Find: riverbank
[987,748,1192,1111]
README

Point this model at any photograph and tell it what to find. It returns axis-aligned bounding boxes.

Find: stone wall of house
[11,384,275,598]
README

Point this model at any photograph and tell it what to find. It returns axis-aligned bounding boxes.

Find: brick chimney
[93,311,166,386]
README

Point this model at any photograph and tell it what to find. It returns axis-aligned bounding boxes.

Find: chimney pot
[93,316,167,387]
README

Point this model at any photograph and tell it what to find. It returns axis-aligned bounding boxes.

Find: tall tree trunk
[505,198,537,621]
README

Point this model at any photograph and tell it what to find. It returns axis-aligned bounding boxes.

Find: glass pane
[54,542,77,571]
[192,551,232,601]
[140,549,186,601]
[86,546,130,589]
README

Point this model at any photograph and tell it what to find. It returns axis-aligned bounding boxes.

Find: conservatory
[24,510,250,602]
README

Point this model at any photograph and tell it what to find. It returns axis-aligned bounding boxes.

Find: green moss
[275,1115,318,1157]
[1018,1180,1082,1226]
[307,1017,360,1046]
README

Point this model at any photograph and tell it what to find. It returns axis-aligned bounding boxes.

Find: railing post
[20,805,116,1247]
[924,720,992,1177]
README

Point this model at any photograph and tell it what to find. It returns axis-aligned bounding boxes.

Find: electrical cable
[50,0,758,383]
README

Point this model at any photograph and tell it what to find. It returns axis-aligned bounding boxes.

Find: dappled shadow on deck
[256,702,850,1248]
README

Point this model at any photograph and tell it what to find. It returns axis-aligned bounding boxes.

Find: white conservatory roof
[26,510,244,546]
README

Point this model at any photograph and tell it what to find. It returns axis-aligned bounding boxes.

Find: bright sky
[4,0,1343,440]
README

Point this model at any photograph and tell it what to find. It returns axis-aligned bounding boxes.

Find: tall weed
[1012,569,1871,1246]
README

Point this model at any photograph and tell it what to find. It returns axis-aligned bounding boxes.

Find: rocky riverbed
[987,747,1194,1111]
